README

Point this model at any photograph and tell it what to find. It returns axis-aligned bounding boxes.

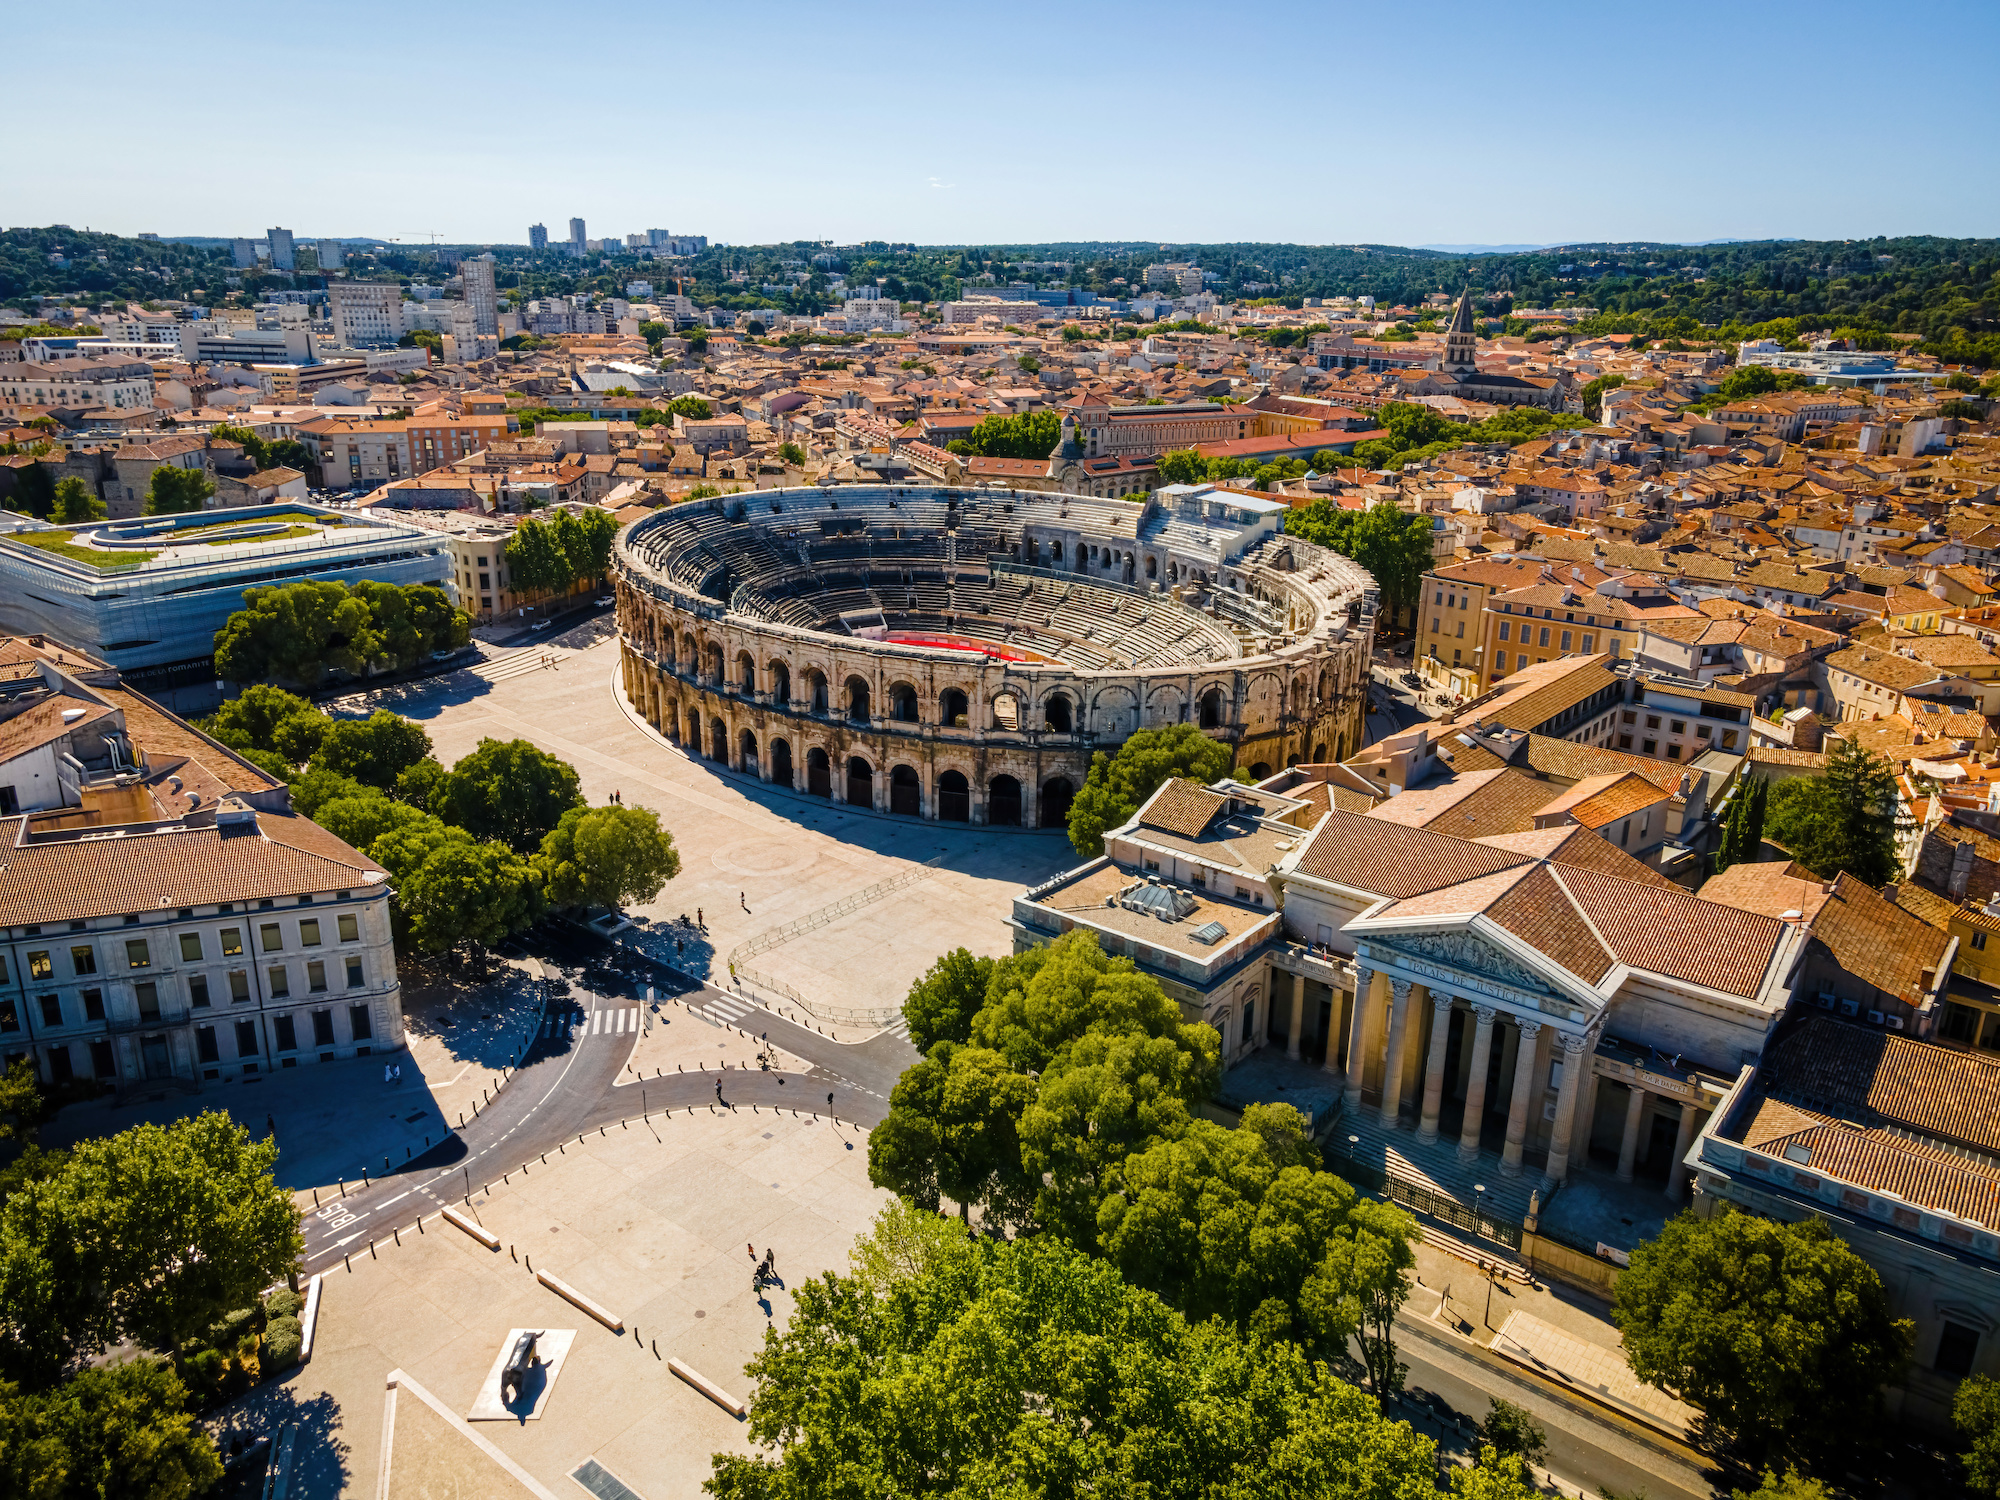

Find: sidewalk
[1412,1237,1696,1441]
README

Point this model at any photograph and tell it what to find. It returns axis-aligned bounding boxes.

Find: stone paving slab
[213,1104,888,1497]
[1493,1308,1698,1436]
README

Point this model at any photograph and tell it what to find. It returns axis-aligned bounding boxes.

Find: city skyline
[14,0,1997,247]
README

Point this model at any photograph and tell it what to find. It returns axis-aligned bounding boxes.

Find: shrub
[262,1315,303,1369]
[205,1306,257,1347]
[181,1348,227,1407]
[263,1288,302,1320]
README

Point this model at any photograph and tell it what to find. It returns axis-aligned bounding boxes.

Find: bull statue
[500,1330,546,1405]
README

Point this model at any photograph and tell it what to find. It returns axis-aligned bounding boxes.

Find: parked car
[596,596,614,607]
[530,620,552,632]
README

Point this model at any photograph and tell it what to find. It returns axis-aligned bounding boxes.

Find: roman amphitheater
[611,483,1377,828]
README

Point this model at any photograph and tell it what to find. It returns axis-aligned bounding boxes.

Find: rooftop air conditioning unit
[1867,1010,1886,1027]
[1885,1016,1906,1032]
[1839,999,1861,1017]
[1814,992,1837,1010]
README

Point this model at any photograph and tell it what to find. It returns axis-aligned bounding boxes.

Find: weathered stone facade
[612,484,1376,825]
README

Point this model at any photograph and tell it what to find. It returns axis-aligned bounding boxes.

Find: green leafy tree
[505,516,572,597]
[228,744,297,784]
[312,789,431,855]
[868,1041,1037,1221]
[1478,1398,1547,1468]
[1956,1374,2000,1497]
[1066,724,1234,858]
[350,579,468,667]
[394,756,447,811]
[0,1113,301,1387]
[286,766,365,821]
[0,1059,67,1200]
[142,466,214,516]
[1763,739,1897,884]
[667,395,713,420]
[1581,373,1626,420]
[956,409,1063,460]
[433,737,584,852]
[1303,1195,1421,1396]
[1614,1206,1912,1467]
[198,685,329,764]
[311,710,432,790]
[777,442,805,467]
[706,1215,1467,1500]
[49,477,103,526]
[212,580,384,687]
[0,1360,222,1498]
[535,804,680,910]
[397,841,542,952]
[1941,398,1987,423]
[902,948,993,1053]
[365,814,471,885]
[551,505,617,589]
[1733,1470,1832,1500]
[972,929,1208,1075]
[1154,448,1209,486]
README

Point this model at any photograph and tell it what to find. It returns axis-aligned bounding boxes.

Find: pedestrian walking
[747,1243,757,1266]
[740,890,749,913]
[385,1064,393,1084]
[765,1248,776,1275]
[394,1063,403,1085]
[697,907,704,929]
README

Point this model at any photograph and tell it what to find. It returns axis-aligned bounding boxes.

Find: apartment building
[329,281,403,347]
[1419,555,1618,697]
[462,254,499,337]
[0,637,402,1091]
[1478,574,1700,692]
[0,357,154,414]
[301,414,509,486]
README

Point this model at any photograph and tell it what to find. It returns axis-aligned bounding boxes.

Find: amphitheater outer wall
[610,486,1375,828]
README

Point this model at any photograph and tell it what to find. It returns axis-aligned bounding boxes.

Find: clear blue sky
[16,0,1998,248]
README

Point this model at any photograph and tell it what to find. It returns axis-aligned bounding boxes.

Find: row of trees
[869,930,1423,1401]
[200,688,679,950]
[945,408,1062,459]
[1342,399,1591,472]
[503,506,618,599]
[213,579,471,687]
[1154,446,1347,492]
[713,1201,1540,1500]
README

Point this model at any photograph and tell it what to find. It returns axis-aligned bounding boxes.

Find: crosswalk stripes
[464,648,564,685]
[536,1005,640,1039]
[693,992,757,1028]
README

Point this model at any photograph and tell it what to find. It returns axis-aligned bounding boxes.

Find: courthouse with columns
[1012,772,1808,1210]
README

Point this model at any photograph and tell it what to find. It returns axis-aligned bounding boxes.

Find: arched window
[1199,687,1225,729]
[989,775,1022,826]
[940,688,968,727]
[938,770,970,822]
[991,691,1021,731]
[846,678,871,722]
[1044,695,1072,734]
[770,660,791,704]
[888,683,918,723]
[737,651,756,693]
[807,669,828,715]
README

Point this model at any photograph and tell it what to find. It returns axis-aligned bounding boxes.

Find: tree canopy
[1762,739,1897,885]
[142,466,214,516]
[901,947,994,1054]
[0,1360,222,1499]
[0,1112,301,1388]
[311,710,433,790]
[1957,1374,2000,1497]
[1065,723,1234,858]
[706,1203,1530,1500]
[213,580,469,687]
[946,409,1062,460]
[1614,1206,1912,1469]
[505,507,618,599]
[1285,498,1436,618]
[49,477,103,526]
[535,803,680,910]
[432,737,585,851]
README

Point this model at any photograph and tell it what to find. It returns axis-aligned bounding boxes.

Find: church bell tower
[1443,286,1478,376]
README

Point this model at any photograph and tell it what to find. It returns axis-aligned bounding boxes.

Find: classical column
[1378,980,1416,1129]
[1616,1083,1649,1183]
[1323,979,1347,1078]
[1285,977,1303,1061]
[1542,1032,1592,1188]
[1457,1006,1497,1162]
[1665,1102,1703,1200]
[1341,967,1375,1112]
[1499,1017,1543,1177]
[1417,990,1455,1143]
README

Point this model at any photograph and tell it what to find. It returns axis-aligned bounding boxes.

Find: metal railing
[728,853,947,965]
[1323,1143,1525,1251]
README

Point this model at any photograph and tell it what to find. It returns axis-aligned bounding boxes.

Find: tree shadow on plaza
[210,1385,350,1499]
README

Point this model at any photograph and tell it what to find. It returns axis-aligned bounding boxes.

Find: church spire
[1448,284,1477,335]
[1443,285,1478,376]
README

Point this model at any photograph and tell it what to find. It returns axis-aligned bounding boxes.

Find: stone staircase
[1334,1110,1543,1225]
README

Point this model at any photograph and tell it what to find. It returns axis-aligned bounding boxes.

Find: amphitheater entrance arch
[989,775,1022,826]
[705,642,725,683]
[737,651,757,694]
[739,728,759,773]
[807,669,829,715]
[1199,686,1226,729]
[991,691,1021,732]
[846,756,874,808]
[663,697,682,744]
[806,747,831,797]
[1248,761,1271,780]
[1040,776,1075,828]
[685,707,700,746]
[1043,694,1073,734]
[940,688,968,727]
[769,660,791,704]
[1312,742,1326,763]
[770,737,794,788]
[888,682,919,723]
[709,717,728,763]
[889,764,922,817]
[938,769,970,822]
[845,677,871,723]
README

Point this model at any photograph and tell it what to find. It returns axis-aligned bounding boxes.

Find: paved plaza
[337,628,1076,1026]
[217,1105,890,1497]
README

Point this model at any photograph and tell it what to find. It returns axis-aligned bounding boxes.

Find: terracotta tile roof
[1890,881,1960,931]
[1472,824,1676,887]
[1137,778,1226,839]
[1804,872,1951,1006]
[0,697,113,763]
[0,809,384,928]
[1560,772,1672,832]
[1364,768,1550,838]
[1762,1014,2000,1156]
[1737,1094,2000,1231]
[1482,865,1616,983]
[1291,810,1525,898]
[1699,860,1832,922]
[1551,862,1786,998]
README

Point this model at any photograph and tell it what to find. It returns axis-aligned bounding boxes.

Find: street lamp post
[1473,1183,1494,1328]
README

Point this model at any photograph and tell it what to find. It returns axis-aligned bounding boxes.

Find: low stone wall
[1523,1229,1622,1300]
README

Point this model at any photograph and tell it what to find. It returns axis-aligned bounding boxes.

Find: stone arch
[1145,553,1158,579]
[1199,685,1227,729]
[889,764,922,817]
[1147,684,1185,726]
[806,746,831,797]
[844,675,871,722]
[937,769,970,822]
[988,774,1022,826]
[1091,686,1136,737]
[768,658,791,704]
[991,689,1022,732]
[805,667,829,714]
[709,716,729,763]
[846,755,874,807]
[1311,741,1326,764]
[1248,760,1271,780]
[1040,776,1075,828]
[705,641,725,684]
[739,726,759,772]
[1050,539,1064,563]
[887,680,919,723]
[770,736,794,787]
[680,631,699,672]
[939,687,969,727]
[736,650,757,694]
[1042,693,1073,734]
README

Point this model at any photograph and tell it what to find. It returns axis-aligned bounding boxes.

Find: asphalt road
[296,927,912,1272]
[1393,1313,1720,1500]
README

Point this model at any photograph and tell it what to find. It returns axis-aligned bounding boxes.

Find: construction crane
[392,232,445,245]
